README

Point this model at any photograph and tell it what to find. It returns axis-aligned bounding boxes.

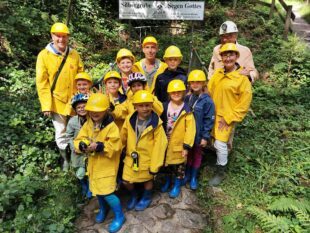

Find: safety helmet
[219,43,240,56]
[71,93,89,109]
[219,21,238,35]
[116,48,135,63]
[188,70,207,82]
[104,71,121,82]
[75,72,93,83]
[163,45,183,60]
[85,93,110,112]
[142,36,158,47]
[132,90,154,104]
[50,22,70,34]
[167,79,186,93]
[128,72,147,86]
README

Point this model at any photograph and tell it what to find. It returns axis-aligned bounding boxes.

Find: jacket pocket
[52,90,68,103]
[93,167,115,179]
[173,145,183,152]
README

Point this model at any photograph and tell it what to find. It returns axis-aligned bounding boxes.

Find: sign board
[119,1,205,20]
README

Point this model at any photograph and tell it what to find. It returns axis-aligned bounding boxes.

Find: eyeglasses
[221,53,237,59]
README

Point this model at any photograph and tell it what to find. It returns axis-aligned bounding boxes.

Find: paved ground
[291,4,310,46]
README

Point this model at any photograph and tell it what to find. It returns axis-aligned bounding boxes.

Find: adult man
[36,22,84,171]
[132,36,167,93]
[208,21,259,82]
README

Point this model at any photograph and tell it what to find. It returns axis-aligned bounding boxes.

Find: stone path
[290,3,310,46]
[75,185,208,233]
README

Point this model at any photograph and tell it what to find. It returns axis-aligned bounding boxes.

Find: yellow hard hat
[219,43,239,56]
[104,71,121,82]
[50,23,69,34]
[142,36,157,47]
[188,70,206,82]
[163,45,183,59]
[85,93,110,112]
[132,90,154,104]
[116,48,135,63]
[75,72,93,83]
[167,79,186,93]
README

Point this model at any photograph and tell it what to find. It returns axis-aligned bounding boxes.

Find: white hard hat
[219,21,238,35]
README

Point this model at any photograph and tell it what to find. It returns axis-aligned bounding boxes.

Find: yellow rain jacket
[132,58,168,93]
[108,92,127,131]
[121,111,168,183]
[74,114,122,195]
[112,94,163,121]
[207,67,252,142]
[36,44,84,115]
[162,103,196,166]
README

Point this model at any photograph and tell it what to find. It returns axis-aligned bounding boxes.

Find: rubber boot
[105,195,125,233]
[169,178,182,198]
[190,168,199,190]
[126,189,138,210]
[181,166,191,186]
[95,195,108,223]
[135,189,152,211]
[160,176,171,193]
[208,165,226,187]
[60,149,69,172]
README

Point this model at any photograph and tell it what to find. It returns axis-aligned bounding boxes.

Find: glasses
[221,53,237,59]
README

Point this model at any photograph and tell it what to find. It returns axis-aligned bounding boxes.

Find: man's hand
[200,139,208,148]
[218,117,230,131]
[239,67,251,76]
[43,111,51,117]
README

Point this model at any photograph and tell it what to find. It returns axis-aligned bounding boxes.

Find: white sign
[119,1,205,20]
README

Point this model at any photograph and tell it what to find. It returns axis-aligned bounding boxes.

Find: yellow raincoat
[121,112,168,183]
[132,59,168,93]
[207,67,252,142]
[36,47,84,115]
[112,94,163,122]
[74,114,122,195]
[162,103,196,166]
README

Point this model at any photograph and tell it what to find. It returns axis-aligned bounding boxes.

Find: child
[74,93,125,233]
[112,72,163,121]
[103,70,127,130]
[184,70,215,190]
[116,48,135,94]
[160,80,196,198]
[154,45,187,103]
[121,90,168,211]
[66,93,92,198]
[207,43,252,186]
[65,72,93,116]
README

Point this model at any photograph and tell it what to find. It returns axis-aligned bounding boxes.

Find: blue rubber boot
[190,168,199,190]
[95,195,108,223]
[160,176,171,193]
[104,195,125,233]
[126,189,138,210]
[181,166,191,186]
[169,178,182,198]
[86,179,92,199]
[135,189,152,211]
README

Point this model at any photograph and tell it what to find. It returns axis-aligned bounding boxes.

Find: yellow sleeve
[183,113,196,149]
[120,117,129,150]
[152,96,163,116]
[36,51,52,112]
[150,125,168,173]
[112,100,129,120]
[74,123,89,153]
[103,123,122,158]
[224,78,253,124]
[77,53,84,73]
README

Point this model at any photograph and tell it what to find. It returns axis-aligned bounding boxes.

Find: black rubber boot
[208,165,226,186]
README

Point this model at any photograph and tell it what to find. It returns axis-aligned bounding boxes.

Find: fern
[248,206,290,232]
[268,197,310,213]
[291,206,310,229]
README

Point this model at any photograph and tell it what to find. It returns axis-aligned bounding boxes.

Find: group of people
[36,20,255,233]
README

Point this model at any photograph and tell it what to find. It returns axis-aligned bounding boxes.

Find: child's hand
[200,139,208,147]
[43,111,51,117]
[86,142,97,152]
[182,149,188,158]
